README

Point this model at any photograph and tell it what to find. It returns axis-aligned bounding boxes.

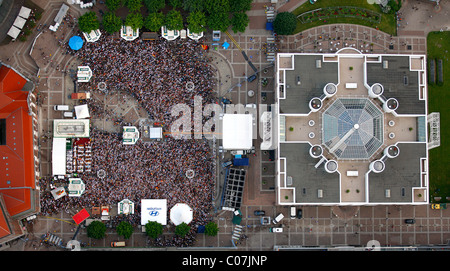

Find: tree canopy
[116,221,134,239]
[124,0,143,12]
[78,11,100,33]
[231,12,249,33]
[165,9,184,30]
[87,221,106,239]
[145,12,165,32]
[187,11,206,34]
[175,222,191,237]
[273,12,297,35]
[125,12,144,30]
[144,0,165,13]
[102,12,123,34]
[145,221,163,239]
[105,0,122,11]
[205,221,219,236]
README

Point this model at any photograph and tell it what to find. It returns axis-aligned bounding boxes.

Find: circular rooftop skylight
[322,98,384,159]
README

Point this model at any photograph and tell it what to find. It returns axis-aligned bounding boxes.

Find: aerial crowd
[39,33,219,246]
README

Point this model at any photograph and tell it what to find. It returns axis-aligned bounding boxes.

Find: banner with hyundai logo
[141,199,167,225]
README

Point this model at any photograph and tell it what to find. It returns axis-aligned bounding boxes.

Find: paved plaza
[1,0,450,251]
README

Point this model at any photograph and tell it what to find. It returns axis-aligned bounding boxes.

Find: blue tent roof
[266,22,273,31]
[69,36,84,50]
[222,41,230,49]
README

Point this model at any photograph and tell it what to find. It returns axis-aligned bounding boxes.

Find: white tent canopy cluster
[7,6,32,40]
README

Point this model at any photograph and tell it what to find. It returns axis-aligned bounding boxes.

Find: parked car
[254,210,265,216]
[297,209,303,219]
[111,241,126,247]
[431,203,447,209]
[269,227,283,233]
[272,213,284,224]
[404,219,415,224]
[247,74,257,83]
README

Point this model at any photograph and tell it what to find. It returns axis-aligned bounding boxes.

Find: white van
[272,213,284,224]
[63,111,73,118]
[290,207,296,219]
[54,105,69,111]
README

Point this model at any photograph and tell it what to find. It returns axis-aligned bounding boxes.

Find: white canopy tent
[74,104,90,119]
[170,203,193,225]
[13,16,27,29]
[52,137,67,176]
[150,127,162,139]
[222,114,253,150]
[19,6,32,19]
[141,199,167,225]
[7,26,21,39]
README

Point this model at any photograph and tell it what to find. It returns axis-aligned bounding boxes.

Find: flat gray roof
[280,143,340,203]
[366,55,425,115]
[280,55,338,114]
[368,143,426,203]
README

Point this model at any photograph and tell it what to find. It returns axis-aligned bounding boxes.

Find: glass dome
[322,98,384,159]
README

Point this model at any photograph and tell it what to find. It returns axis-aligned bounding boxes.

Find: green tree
[144,0,165,13]
[105,0,122,11]
[187,11,206,33]
[168,0,182,8]
[205,221,218,236]
[78,11,100,33]
[231,12,249,33]
[116,221,134,239]
[124,0,143,12]
[145,221,163,238]
[229,0,252,13]
[145,12,165,31]
[102,12,123,34]
[204,0,229,15]
[87,221,106,239]
[207,11,230,32]
[182,0,204,12]
[175,222,190,237]
[165,9,183,30]
[273,12,296,35]
[125,12,144,30]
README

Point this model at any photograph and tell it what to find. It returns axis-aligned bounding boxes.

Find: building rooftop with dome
[273,48,430,205]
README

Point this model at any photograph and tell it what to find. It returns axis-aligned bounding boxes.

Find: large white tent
[170,203,193,225]
[13,16,27,29]
[52,137,67,176]
[18,6,32,19]
[222,114,253,150]
[7,26,21,39]
[141,199,167,225]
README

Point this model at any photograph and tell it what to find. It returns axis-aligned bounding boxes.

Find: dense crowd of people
[40,34,218,246]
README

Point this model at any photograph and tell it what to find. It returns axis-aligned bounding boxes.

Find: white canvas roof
[170,203,193,225]
[150,127,162,139]
[141,199,167,225]
[19,6,32,19]
[13,16,27,29]
[222,114,253,150]
[74,104,90,119]
[7,25,21,39]
[52,137,67,175]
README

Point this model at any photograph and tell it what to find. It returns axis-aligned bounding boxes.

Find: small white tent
[170,203,193,225]
[74,104,90,119]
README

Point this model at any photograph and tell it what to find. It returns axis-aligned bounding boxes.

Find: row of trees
[87,220,219,240]
[78,0,252,35]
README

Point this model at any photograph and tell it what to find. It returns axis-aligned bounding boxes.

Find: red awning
[72,208,90,225]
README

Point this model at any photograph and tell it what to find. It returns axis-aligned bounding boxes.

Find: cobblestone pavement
[2,0,449,251]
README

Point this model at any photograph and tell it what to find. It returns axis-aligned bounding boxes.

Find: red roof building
[0,64,39,245]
